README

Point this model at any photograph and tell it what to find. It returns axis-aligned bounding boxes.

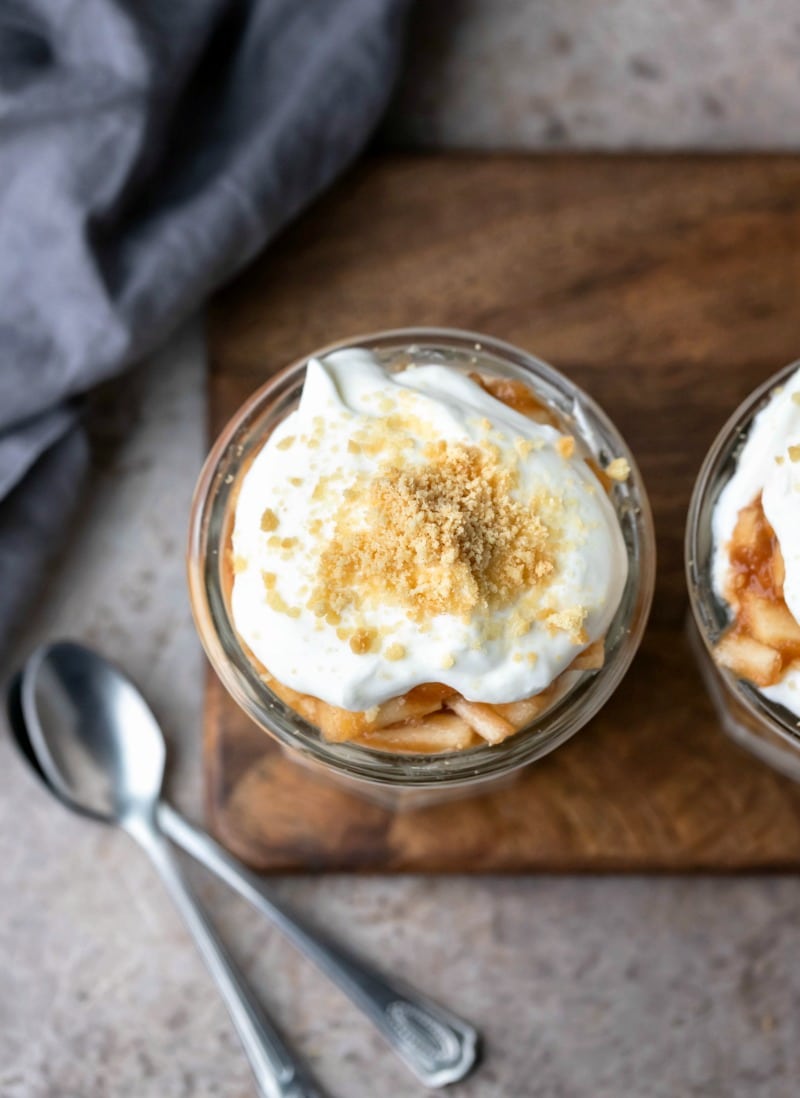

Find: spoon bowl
[22,641,165,824]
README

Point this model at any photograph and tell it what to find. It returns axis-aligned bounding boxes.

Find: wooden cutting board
[206,154,800,872]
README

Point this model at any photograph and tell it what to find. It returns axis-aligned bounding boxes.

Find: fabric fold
[0,0,410,650]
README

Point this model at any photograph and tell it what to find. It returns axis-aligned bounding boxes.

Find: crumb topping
[309,440,560,626]
[349,628,378,654]
[544,606,588,643]
[556,435,575,459]
[605,457,631,482]
[260,508,279,532]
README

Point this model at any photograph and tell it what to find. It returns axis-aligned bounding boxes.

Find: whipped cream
[230,350,629,711]
[712,366,800,715]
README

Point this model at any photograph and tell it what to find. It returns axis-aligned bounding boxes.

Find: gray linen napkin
[0,0,410,655]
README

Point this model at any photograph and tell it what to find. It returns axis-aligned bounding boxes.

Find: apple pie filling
[712,368,800,715]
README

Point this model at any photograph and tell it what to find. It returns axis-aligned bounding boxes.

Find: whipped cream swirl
[230,350,629,711]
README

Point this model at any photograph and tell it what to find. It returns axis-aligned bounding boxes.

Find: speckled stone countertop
[5,6,800,1095]
[387,0,800,150]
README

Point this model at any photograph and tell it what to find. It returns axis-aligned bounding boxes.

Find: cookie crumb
[556,435,575,460]
[260,508,279,532]
[349,628,378,655]
[311,441,556,624]
[605,457,631,482]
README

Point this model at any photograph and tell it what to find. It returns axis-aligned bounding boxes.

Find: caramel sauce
[469,372,560,425]
[724,495,800,672]
[470,372,614,489]
[728,496,783,603]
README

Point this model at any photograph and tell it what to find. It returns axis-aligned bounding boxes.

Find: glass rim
[188,327,657,788]
[685,358,800,743]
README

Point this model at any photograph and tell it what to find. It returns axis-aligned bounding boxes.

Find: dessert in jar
[709,367,800,714]
[687,361,800,781]
[229,350,630,752]
[189,330,654,796]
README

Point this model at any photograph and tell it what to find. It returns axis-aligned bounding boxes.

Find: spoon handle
[159,803,479,1089]
[129,817,323,1098]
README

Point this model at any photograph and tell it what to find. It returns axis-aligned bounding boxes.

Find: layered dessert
[712,367,800,716]
[227,348,631,753]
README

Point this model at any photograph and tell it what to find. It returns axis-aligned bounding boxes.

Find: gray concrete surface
[387,0,800,149]
[6,7,800,1095]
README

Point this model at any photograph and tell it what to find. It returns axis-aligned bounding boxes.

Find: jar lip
[685,358,800,738]
[189,328,656,787]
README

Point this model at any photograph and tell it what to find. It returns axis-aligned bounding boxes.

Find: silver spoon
[14,640,479,1090]
[12,651,323,1098]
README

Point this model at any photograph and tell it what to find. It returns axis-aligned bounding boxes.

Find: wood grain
[206,154,800,872]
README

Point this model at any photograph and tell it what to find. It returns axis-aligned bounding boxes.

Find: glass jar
[188,328,655,806]
[686,361,800,782]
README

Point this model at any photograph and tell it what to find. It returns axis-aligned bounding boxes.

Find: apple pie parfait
[189,330,654,802]
[687,362,800,780]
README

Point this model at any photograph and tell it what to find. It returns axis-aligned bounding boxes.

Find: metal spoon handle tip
[128,817,323,1098]
[158,803,479,1089]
